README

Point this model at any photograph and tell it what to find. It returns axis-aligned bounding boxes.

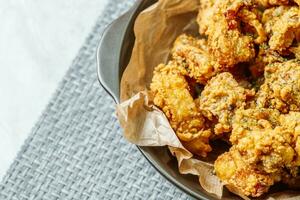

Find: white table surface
[0,0,109,179]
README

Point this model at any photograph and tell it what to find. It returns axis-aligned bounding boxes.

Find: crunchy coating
[172,34,218,84]
[150,62,212,157]
[262,6,300,52]
[197,0,215,35]
[255,0,290,7]
[249,44,285,78]
[197,0,266,67]
[231,108,281,143]
[215,148,276,197]
[216,108,298,197]
[233,123,295,175]
[238,8,267,44]
[255,0,300,8]
[280,112,300,188]
[280,112,300,168]
[199,72,253,135]
[149,0,300,197]
[256,60,300,113]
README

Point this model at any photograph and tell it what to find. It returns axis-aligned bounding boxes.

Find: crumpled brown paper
[116,0,300,199]
[117,91,223,197]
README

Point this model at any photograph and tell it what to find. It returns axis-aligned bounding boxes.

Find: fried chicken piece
[234,125,295,174]
[150,62,212,157]
[216,108,297,197]
[172,34,218,84]
[197,0,215,35]
[262,6,300,52]
[231,108,281,143]
[280,112,300,166]
[215,148,277,197]
[256,60,300,113]
[255,0,300,8]
[254,0,290,7]
[198,73,254,135]
[231,109,292,175]
[197,0,266,67]
[279,112,300,187]
[249,43,285,78]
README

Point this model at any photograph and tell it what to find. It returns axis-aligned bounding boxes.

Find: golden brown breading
[279,112,300,189]
[197,0,215,35]
[199,72,254,135]
[249,44,285,78]
[215,148,276,197]
[256,60,300,113]
[255,0,300,7]
[172,34,218,84]
[231,108,281,143]
[150,62,212,157]
[280,112,300,168]
[197,0,266,67]
[254,0,290,7]
[238,8,267,44]
[216,108,298,197]
[148,1,300,197]
[262,6,300,52]
[233,126,295,174]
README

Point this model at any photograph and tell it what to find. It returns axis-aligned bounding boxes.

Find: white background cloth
[0,0,109,179]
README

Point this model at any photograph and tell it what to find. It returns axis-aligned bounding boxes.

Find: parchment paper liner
[116,0,300,199]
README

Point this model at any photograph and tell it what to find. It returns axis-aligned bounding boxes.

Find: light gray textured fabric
[0,1,192,199]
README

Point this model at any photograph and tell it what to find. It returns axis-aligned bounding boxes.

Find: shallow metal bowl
[97,1,239,199]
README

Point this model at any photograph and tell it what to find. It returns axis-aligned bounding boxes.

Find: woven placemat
[0,1,192,199]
